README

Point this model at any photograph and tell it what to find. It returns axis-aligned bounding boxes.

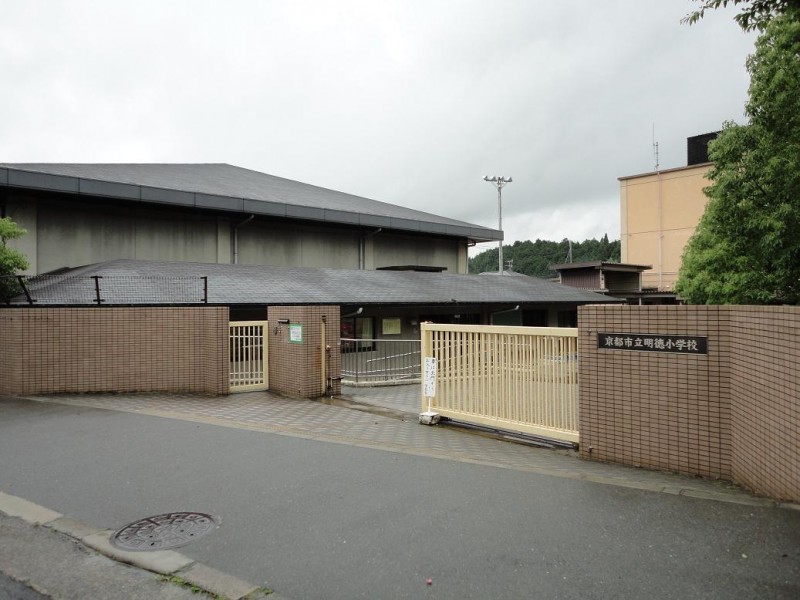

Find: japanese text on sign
[598,333,707,354]
[289,324,303,344]
[423,357,437,397]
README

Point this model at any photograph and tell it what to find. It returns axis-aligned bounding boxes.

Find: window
[341,316,375,352]
[558,310,578,328]
[419,313,480,325]
[523,309,548,327]
[382,318,402,335]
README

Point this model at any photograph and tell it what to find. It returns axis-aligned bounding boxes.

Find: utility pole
[483,175,512,273]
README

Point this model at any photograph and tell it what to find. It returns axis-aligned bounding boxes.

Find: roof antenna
[652,123,660,171]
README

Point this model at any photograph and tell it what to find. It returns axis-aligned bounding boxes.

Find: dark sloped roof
[0,163,501,242]
[551,261,652,272]
[17,259,621,306]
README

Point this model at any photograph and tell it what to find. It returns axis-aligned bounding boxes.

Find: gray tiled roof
[0,163,501,242]
[551,261,652,272]
[18,259,621,306]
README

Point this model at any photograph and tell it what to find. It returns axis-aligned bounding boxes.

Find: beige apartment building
[619,133,716,295]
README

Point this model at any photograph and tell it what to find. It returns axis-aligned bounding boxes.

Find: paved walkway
[340,383,421,414]
[20,385,780,508]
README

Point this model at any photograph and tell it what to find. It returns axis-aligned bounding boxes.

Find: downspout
[639,263,643,306]
[233,215,255,265]
[321,315,327,396]
[657,170,663,290]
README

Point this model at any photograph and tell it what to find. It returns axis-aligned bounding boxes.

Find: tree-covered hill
[469,235,621,278]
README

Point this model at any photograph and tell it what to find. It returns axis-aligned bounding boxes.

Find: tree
[469,235,620,278]
[0,217,29,301]
[676,8,800,303]
[684,0,800,31]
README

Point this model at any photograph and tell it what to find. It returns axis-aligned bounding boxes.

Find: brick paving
[21,386,780,507]
[340,383,421,414]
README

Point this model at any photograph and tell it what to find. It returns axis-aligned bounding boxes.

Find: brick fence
[579,305,799,503]
[0,305,343,400]
[0,307,229,395]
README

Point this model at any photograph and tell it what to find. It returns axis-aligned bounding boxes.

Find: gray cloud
[0,1,755,253]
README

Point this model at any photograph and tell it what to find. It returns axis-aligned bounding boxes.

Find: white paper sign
[423,357,437,398]
[289,324,303,343]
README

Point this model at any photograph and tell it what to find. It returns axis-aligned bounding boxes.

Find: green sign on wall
[289,324,303,344]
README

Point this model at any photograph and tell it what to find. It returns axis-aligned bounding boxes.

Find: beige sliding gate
[421,323,579,443]
[229,321,268,392]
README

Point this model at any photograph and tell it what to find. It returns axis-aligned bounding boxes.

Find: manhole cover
[110,512,219,551]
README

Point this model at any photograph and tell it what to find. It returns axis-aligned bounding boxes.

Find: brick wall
[266,305,341,398]
[0,307,229,395]
[0,310,24,396]
[579,305,800,502]
[730,307,800,501]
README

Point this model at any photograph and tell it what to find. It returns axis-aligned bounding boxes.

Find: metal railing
[1,274,208,305]
[421,323,579,443]
[229,321,268,392]
[341,339,421,385]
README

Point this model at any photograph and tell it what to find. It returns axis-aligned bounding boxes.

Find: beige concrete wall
[217,220,232,263]
[6,195,227,273]
[237,222,359,269]
[619,164,711,291]
[579,304,800,503]
[372,233,462,273]
[3,197,38,276]
[5,193,467,275]
[457,241,468,274]
[0,307,229,395]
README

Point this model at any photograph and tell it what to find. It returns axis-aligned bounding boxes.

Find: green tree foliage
[684,0,800,31]
[676,8,800,304]
[0,217,29,301]
[469,234,621,278]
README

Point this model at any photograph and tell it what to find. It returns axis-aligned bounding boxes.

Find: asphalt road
[0,571,47,600]
[1,397,798,599]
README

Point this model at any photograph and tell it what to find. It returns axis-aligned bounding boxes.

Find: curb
[0,491,281,600]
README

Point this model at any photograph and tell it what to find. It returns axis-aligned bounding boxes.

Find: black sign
[598,333,708,354]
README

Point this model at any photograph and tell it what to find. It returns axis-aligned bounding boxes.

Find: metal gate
[421,323,579,443]
[340,339,422,384]
[229,321,268,392]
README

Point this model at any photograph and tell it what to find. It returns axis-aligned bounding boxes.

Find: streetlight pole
[483,175,512,273]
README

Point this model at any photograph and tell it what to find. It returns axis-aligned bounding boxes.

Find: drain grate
[110,512,219,551]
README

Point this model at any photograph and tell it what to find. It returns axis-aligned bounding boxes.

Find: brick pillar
[266,305,341,398]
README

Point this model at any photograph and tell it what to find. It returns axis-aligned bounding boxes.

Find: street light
[483,175,512,273]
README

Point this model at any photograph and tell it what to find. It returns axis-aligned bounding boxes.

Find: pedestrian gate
[229,321,268,392]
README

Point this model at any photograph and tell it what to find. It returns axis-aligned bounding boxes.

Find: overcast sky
[1,1,756,255]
